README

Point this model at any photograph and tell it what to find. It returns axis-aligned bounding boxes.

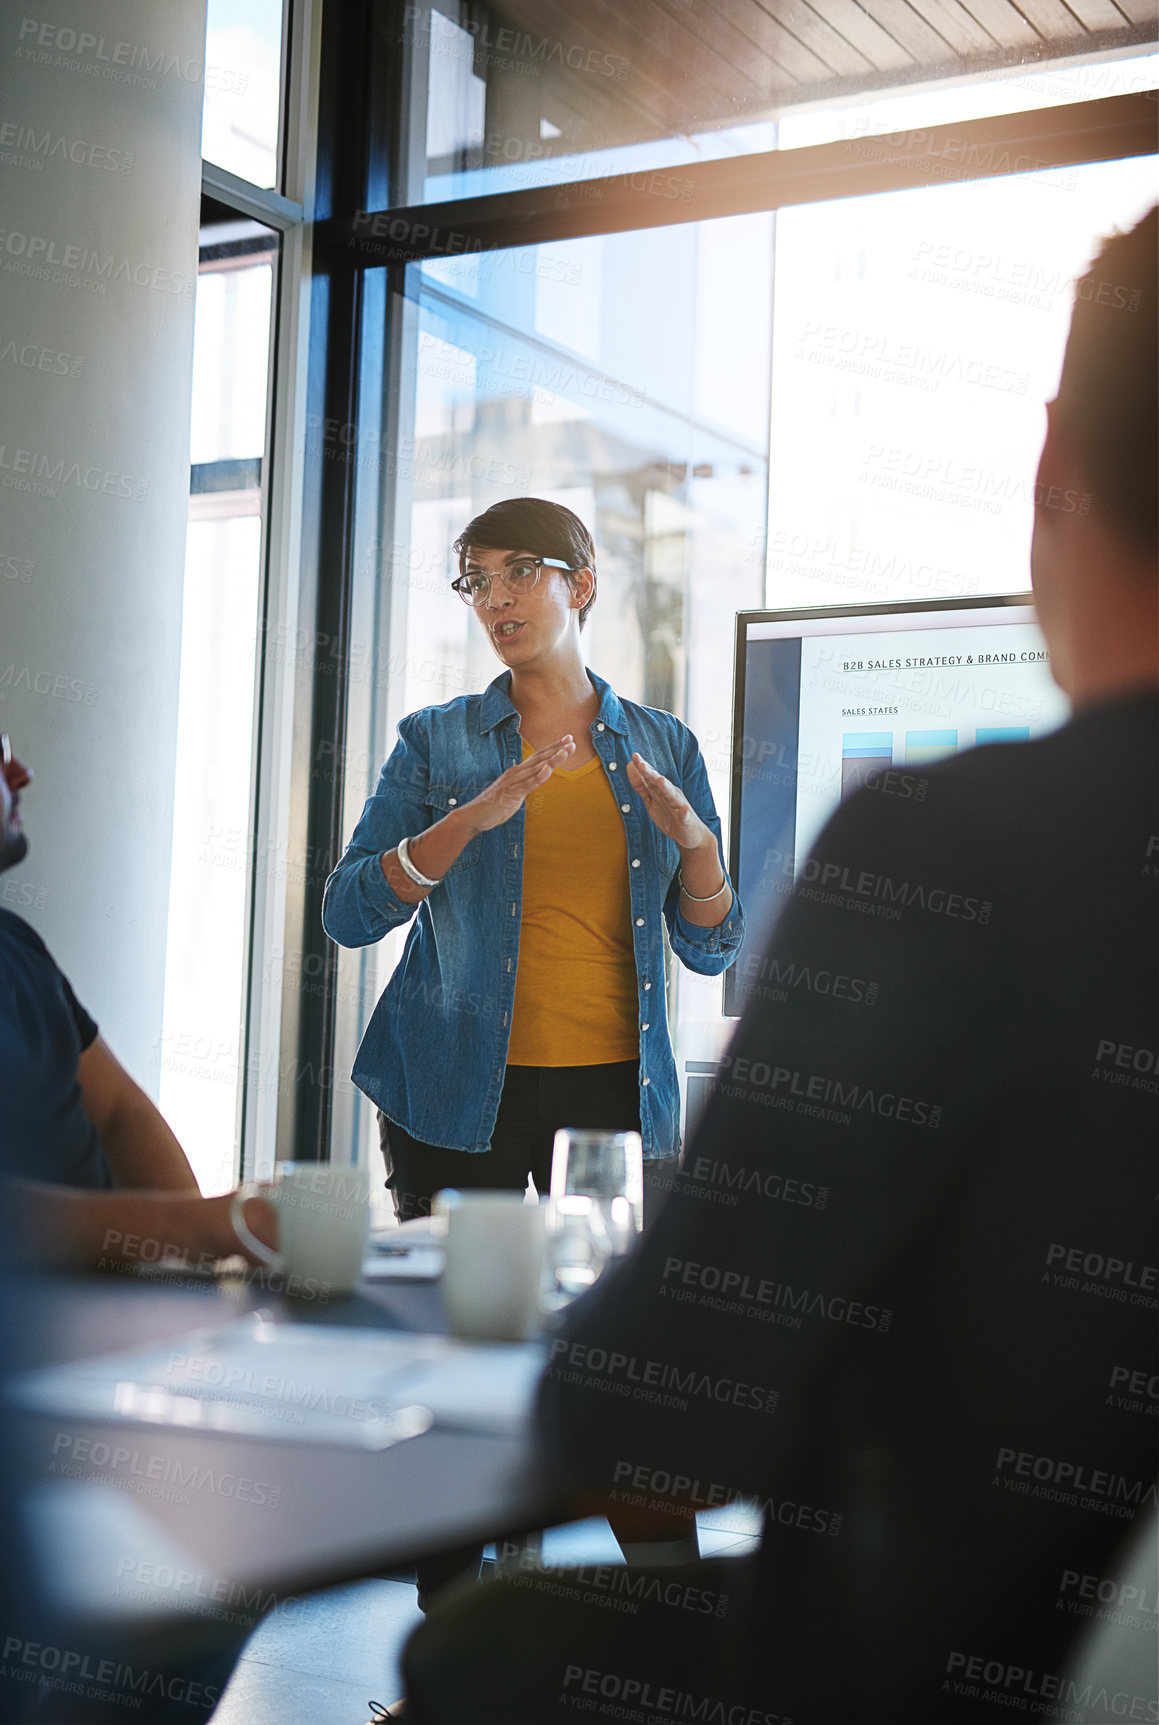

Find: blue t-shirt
[0,907,111,1188]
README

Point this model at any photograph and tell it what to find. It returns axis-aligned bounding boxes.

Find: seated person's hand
[228,1191,277,1262]
[8,1181,279,1273]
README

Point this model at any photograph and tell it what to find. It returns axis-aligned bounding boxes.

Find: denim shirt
[322,670,743,1157]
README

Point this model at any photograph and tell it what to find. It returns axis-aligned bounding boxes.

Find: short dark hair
[1057,206,1157,559]
[453,497,597,628]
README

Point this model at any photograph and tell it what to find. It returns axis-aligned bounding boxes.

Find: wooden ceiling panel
[491,0,753,134]
[904,0,1000,53]
[1107,0,1157,24]
[704,0,839,81]
[481,0,1154,158]
[488,0,713,154]
[500,0,750,116]
[796,0,917,66]
[1009,0,1093,36]
[950,0,1045,42]
[855,0,961,58]
[588,0,772,103]
[756,0,877,76]
[1058,0,1138,26]
[649,0,811,88]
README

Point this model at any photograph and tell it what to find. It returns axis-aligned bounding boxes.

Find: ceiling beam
[316,91,1157,267]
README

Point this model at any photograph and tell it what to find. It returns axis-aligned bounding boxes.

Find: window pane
[202,0,284,190]
[416,214,771,826]
[409,0,1153,204]
[764,156,1157,611]
[161,212,277,1195]
[340,214,773,1176]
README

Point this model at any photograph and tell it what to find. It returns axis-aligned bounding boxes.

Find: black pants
[379,1060,675,1221]
[379,1061,680,1609]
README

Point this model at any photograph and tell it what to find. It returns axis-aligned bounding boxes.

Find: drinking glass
[545,1129,644,1304]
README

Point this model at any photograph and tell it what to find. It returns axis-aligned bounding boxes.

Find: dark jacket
[537,689,1159,1723]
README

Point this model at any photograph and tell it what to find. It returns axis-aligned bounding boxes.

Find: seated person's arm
[10,1029,276,1270]
[7,1181,268,1272]
[78,1035,200,1192]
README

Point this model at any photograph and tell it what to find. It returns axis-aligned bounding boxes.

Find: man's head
[0,735,32,874]
[1031,207,1158,703]
[452,498,597,629]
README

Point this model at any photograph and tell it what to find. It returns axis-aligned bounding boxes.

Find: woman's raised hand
[463,737,575,832]
[625,753,710,852]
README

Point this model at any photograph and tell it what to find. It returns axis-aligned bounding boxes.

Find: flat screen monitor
[724,594,1070,1015]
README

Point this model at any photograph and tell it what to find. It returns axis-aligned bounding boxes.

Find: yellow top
[507,741,640,1067]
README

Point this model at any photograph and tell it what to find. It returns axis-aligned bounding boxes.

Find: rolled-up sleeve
[662,727,744,975]
[321,717,430,949]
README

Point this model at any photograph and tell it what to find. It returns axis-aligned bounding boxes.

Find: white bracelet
[678,869,729,903]
[397,835,442,890]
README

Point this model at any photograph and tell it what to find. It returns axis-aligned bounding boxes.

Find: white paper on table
[362,1221,446,1282]
[396,1341,548,1434]
[362,1243,445,1282]
[9,1314,545,1448]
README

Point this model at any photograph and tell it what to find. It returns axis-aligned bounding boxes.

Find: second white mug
[434,1189,547,1342]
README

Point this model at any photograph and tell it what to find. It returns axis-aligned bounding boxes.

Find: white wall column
[0,0,207,1084]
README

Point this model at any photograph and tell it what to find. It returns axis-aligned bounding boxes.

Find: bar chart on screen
[905,729,957,765]
[839,721,1036,795]
[798,618,1070,847]
[841,732,893,795]
[728,600,1075,991]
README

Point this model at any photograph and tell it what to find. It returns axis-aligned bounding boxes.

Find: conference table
[7,1255,566,1639]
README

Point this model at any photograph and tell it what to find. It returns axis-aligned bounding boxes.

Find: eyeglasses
[450,557,575,608]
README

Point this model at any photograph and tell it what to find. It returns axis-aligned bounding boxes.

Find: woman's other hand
[628,753,731,922]
[626,753,711,852]
[464,737,576,832]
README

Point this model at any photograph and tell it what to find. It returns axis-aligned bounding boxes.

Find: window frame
[285,1,1155,1166]
[185,0,325,1182]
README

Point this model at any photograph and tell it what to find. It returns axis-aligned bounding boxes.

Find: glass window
[764,156,1158,612]
[336,151,1156,1174]
[408,214,772,742]
[408,0,1153,204]
[201,0,285,189]
[338,213,774,1178]
[161,206,278,1195]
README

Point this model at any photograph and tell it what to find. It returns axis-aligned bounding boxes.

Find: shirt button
[596,722,605,732]
[608,761,617,772]
[631,858,641,868]
[643,980,651,990]
[621,802,630,812]
[447,797,457,806]
[641,1022,650,1032]
[642,1076,650,1087]
[635,917,645,927]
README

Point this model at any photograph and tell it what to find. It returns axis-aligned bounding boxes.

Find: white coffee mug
[230,1162,370,1297]
[434,1190,547,1342]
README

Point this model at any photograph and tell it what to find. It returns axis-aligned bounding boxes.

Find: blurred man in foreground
[403,211,1159,1723]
